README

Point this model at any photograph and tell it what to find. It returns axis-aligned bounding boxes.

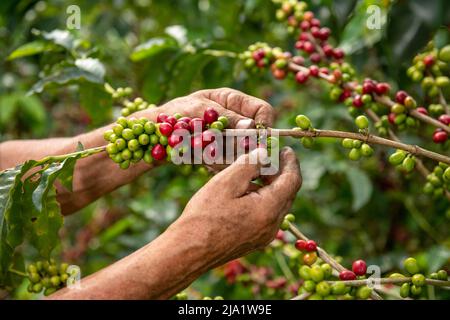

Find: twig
[326,278,450,287]
[291,292,311,300]
[225,128,450,164]
[8,268,27,278]
[438,90,450,115]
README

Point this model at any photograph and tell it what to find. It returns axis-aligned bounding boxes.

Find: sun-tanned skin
[0,88,302,299]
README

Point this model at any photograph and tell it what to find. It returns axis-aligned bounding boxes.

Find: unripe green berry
[159,135,168,146]
[122,128,135,140]
[33,283,43,293]
[411,274,425,287]
[342,138,353,149]
[120,160,130,170]
[121,149,132,160]
[410,285,422,296]
[295,115,311,130]
[113,124,124,136]
[103,130,114,141]
[400,283,410,298]
[27,264,37,274]
[144,121,156,134]
[133,149,144,161]
[402,156,415,173]
[210,121,224,131]
[308,294,323,300]
[352,140,362,148]
[301,137,314,149]
[132,123,144,136]
[348,148,361,161]
[356,286,372,300]
[116,117,128,128]
[303,280,316,292]
[360,144,374,157]
[138,134,150,145]
[403,257,420,275]
[218,116,229,128]
[128,139,140,151]
[280,219,289,230]
[106,143,118,155]
[115,138,126,151]
[389,151,406,165]
[29,272,40,283]
[316,281,331,296]
[310,265,324,282]
[404,96,416,108]
[143,151,153,164]
[436,76,450,88]
[437,270,448,280]
[331,282,347,295]
[108,133,118,143]
[299,265,311,280]
[50,276,61,287]
[44,287,57,296]
[284,213,295,222]
[355,115,369,129]
[391,103,405,114]
[150,134,159,145]
[321,263,332,279]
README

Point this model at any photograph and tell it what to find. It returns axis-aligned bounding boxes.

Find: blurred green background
[0,0,449,299]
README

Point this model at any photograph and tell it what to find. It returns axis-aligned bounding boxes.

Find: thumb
[219,108,255,129]
[209,148,268,198]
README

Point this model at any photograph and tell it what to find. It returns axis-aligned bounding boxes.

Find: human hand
[168,147,301,268]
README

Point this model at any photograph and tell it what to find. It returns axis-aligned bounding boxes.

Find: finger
[195,88,274,127]
[256,147,302,212]
[208,148,268,198]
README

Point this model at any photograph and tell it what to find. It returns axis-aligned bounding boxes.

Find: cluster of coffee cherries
[392,257,448,299]
[407,44,450,97]
[388,150,416,173]
[432,114,449,144]
[104,108,229,168]
[108,86,133,100]
[423,162,450,197]
[340,116,374,161]
[121,97,156,117]
[26,260,69,296]
[294,114,314,148]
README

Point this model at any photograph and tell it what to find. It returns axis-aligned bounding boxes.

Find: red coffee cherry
[303,41,315,54]
[300,20,310,31]
[352,95,364,108]
[319,27,330,41]
[168,134,183,147]
[333,48,345,59]
[178,116,192,124]
[292,56,305,65]
[165,116,178,127]
[362,82,376,94]
[296,71,310,84]
[375,82,390,95]
[151,144,167,160]
[273,68,287,80]
[295,240,307,251]
[339,270,357,281]
[423,55,435,67]
[433,130,448,144]
[388,113,396,124]
[191,134,204,150]
[323,44,334,57]
[416,107,428,115]
[438,114,450,125]
[310,53,321,63]
[189,118,205,133]
[252,49,265,60]
[159,122,173,136]
[309,65,319,77]
[352,260,367,276]
[295,41,305,50]
[305,240,317,252]
[157,113,169,123]
[202,129,216,147]
[174,121,190,131]
[310,18,321,27]
[203,107,219,124]
[395,90,408,104]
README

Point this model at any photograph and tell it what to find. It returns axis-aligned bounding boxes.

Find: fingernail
[249,147,269,165]
[236,118,254,129]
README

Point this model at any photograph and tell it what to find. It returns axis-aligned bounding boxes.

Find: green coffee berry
[296,115,311,130]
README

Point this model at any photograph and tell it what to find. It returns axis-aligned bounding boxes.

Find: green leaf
[345,168,373,211]
[56,157,79,192]
[0,94,19,127]
[23,180,62,259]
[79,82,112,126]
[339,0,388,54]
[130,37,179,62]
[7,40,55,60]
[29,59,106,94]
[0,161,36,279]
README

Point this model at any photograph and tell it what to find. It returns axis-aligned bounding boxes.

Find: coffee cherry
[280,219,289,231]
[132,123,144,136]
[138,134,150,146]
[309,65,319,77]
[120,160,130,169]
[159,123,173,136]
[305,240,317,252]
[115,138,126,151]
[316,281,331,296]
[411,274,425,287]
[331,282,347,295]
[395,90,408,104]
[352,95,364,108]
[375,82,390,95]
[342,138,353,149]
[150,134,159,145]
[285,213,295,222]
[303,252,318,266]
[348,148,361,161]
[151,144,167,161]
[402,156,415,172]
[295,240,307,251]
[122,128,135,141]
[339,270,357,281]
[143,150,153,164]
[437,270,448,280]
[355,115,369,129]
[400,283,410,298]
[144,121,156,134]
[50,275,61,287]
[295,71,310,84]
[210,121,224,131]
[352,260,367,276]
[157,113,168,123]
[44,287,57,296]
[410,285,422,296]
[127,139,140,152]
[429,272,439,280]
[190,118,205,133]
[360,144,374,157]
[356,286,372,299]
[433,130,448,144]
[159,135,169,146]
[391,103,405,114]
[295,115,311,130]
[299,265,311,280]
[203,107,219,124]
[310,265,325,282]
[438,114,450,125]
[389,151,406,165]
[29,272,40,283]
[333,48,345,59]
[403,257,420,275]
[321,264,332,279]
[303,280,316,293]
[106,143,118,155]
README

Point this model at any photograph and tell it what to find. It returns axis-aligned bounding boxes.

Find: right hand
[168,147,302,268]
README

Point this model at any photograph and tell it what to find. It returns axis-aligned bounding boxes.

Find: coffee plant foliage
[0,0,449,299]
